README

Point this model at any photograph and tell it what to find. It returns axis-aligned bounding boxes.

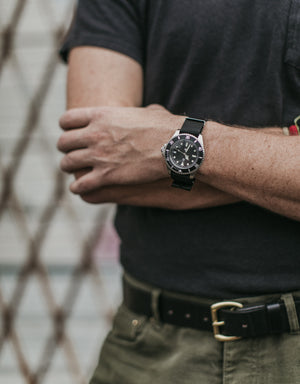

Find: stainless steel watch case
[161,130,205,177]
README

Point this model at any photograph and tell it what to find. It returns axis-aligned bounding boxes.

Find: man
[58,1,300,383]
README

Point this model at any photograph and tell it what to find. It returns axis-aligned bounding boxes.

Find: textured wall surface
[0,1,121,383]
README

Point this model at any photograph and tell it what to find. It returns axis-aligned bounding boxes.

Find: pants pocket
[110,303,148,343]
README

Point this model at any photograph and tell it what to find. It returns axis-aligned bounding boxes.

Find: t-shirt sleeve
[60,0,146,65]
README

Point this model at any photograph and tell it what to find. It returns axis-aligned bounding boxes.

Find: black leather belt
[123,277,300,341]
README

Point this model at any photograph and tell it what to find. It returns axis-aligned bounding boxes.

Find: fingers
[57,127,91,153]
[69,170,103,194]
[74,168,91,180]
[59,107,96,130]
[60,149,92,173]
[59,105,166,131]
[79,186,117,204]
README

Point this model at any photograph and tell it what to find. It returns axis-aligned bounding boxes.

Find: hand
[57,105,185,195]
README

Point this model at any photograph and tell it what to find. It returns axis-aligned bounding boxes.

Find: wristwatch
[161,117,205,191]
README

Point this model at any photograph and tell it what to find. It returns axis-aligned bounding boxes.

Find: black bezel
[164,134,204,175]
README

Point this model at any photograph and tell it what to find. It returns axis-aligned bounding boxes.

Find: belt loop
[281,293,300,333]
[151,289,162,323]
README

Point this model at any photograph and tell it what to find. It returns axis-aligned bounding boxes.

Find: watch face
[165,134,204,174]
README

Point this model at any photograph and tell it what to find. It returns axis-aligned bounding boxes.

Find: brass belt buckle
[211,301,243,342]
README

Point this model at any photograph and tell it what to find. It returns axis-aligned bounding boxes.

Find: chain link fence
[0,1,121,382]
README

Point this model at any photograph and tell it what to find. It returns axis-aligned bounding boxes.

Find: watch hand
[179,152,189,161]
[185,144,191,153]
[176,149,189,160]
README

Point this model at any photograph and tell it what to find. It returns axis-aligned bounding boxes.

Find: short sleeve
[60,0,146,65]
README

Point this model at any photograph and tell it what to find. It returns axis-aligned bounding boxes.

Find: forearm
[79,179,240,209]
[64,47,239,210]
[60,98,300,217]
[199,122,300,221]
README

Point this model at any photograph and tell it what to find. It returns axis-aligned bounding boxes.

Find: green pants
[90,275,300,384]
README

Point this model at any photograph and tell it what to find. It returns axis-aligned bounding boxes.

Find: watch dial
[169,138,199,169]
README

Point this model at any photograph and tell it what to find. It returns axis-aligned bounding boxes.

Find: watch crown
[161,144,167,156]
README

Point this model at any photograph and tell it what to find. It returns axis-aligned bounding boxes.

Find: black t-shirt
[61,0,300,298]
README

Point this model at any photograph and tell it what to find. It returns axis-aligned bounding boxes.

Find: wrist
[197,120,223,178]
[161,116,206,190]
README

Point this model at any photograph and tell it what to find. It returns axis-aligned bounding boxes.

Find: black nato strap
[180,117,205,136]
[171,117,205,191]
[171,172,195,191]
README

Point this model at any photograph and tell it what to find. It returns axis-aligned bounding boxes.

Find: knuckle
[89,126,102,142]
[94,106,110,117]
[90,126,110,145]
[91,107,106,121]
[92,107,114,129]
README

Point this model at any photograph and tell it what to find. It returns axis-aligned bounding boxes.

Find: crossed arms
[57,47,300,221]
